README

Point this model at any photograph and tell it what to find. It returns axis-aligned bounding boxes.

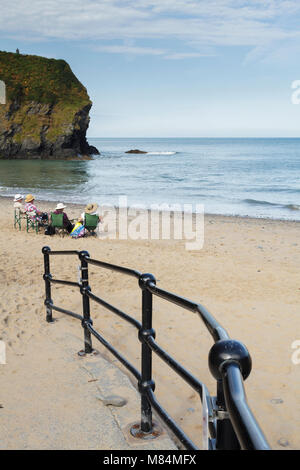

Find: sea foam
[146,151,177,155]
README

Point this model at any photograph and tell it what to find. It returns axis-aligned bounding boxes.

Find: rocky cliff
[0,51,99,159]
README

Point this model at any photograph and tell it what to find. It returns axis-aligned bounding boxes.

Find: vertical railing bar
[215,379,240,450]
[79,251,93,354]
[42,246,53,323]
[138,273,156,434]
[208,339,255,450]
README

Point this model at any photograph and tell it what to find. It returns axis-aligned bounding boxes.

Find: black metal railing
[42,246,270,450]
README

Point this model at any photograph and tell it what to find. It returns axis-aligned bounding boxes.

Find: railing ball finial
[79,250,90,260]
[139,273,156,290]
[208,339,252,381]
[81,317,93,329]
[42,246,51,254]
[138,326,156,343]
[80,284,91,296]
[138,379,156,394]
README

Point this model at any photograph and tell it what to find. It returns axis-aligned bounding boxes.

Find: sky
[1,0,300,137]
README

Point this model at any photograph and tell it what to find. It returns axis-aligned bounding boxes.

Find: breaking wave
[146,151,177,155]
[244,199,300,210]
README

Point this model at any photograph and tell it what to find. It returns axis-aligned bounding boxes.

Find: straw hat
[25,194,35,203]
[14,193,24,202]
[85,202,98,214]
[55,202,67,211]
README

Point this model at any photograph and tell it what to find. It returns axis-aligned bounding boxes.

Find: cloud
[165,51,215,60]
[94,44,166,56]
[1,0,300,60]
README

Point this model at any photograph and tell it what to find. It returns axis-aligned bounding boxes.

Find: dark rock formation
[125,149,148,154]
[0,51,100,159]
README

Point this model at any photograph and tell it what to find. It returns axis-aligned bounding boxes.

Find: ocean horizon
[0,137,300,221]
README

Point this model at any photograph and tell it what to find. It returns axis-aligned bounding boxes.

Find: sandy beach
[0,195,299,450]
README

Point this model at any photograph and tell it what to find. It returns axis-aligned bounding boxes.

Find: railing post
[42,246,53,323]
[79,251,93,354]
[138,273,156,434]
[214,380,240,449]
[208,339,252,449]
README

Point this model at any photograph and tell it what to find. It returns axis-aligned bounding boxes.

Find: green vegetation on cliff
[0,51,97,159]
[0,50,90,107]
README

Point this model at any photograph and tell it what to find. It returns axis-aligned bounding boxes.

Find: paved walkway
[0,316,176,450]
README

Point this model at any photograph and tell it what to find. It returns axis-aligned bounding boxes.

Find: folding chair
[26,212,39,234]
[84,213,99,235]
[14,208,24,231]
[50,212,69,236]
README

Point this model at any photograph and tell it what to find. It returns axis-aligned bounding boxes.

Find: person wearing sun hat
[53,202,74,233]
[78,202,98,225]
[13,194,25,212]
[78,202,102,226]
[24,194,49,226]
[24,194,44,222]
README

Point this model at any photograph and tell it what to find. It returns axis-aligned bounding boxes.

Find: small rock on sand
[277,438,289,447]
[96,394,127,407]
[270,398,283,404]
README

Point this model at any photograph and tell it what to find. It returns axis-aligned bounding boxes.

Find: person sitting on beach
[13,194,25,213]
[24,194,48,225]
[53,203,74,233]
[78,202,102,226]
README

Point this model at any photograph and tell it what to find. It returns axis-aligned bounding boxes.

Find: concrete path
[0,315,176,450]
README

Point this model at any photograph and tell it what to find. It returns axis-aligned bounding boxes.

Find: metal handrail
[221,362,270,450]
[42,246,270,450]
[146,281,229,342]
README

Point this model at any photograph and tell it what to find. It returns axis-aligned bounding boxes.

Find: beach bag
[45,225,55,236]
[70,222,86,239]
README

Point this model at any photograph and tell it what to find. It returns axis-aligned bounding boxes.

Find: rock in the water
[125,149,148,154]
[0,50,100,159]
[88,145,100,155]
[96,394,127,407]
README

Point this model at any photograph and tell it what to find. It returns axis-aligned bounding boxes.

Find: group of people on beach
[13,193,101,237]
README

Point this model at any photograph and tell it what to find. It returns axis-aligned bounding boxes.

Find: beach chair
[84,213,99,235]
[50,212,68,236]
[14,208,24,231]
[26,212,39,234]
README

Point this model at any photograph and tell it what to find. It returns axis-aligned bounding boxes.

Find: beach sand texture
[0,196,299,449]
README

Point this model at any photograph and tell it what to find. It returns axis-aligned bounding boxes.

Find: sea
[0,137,300,221]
